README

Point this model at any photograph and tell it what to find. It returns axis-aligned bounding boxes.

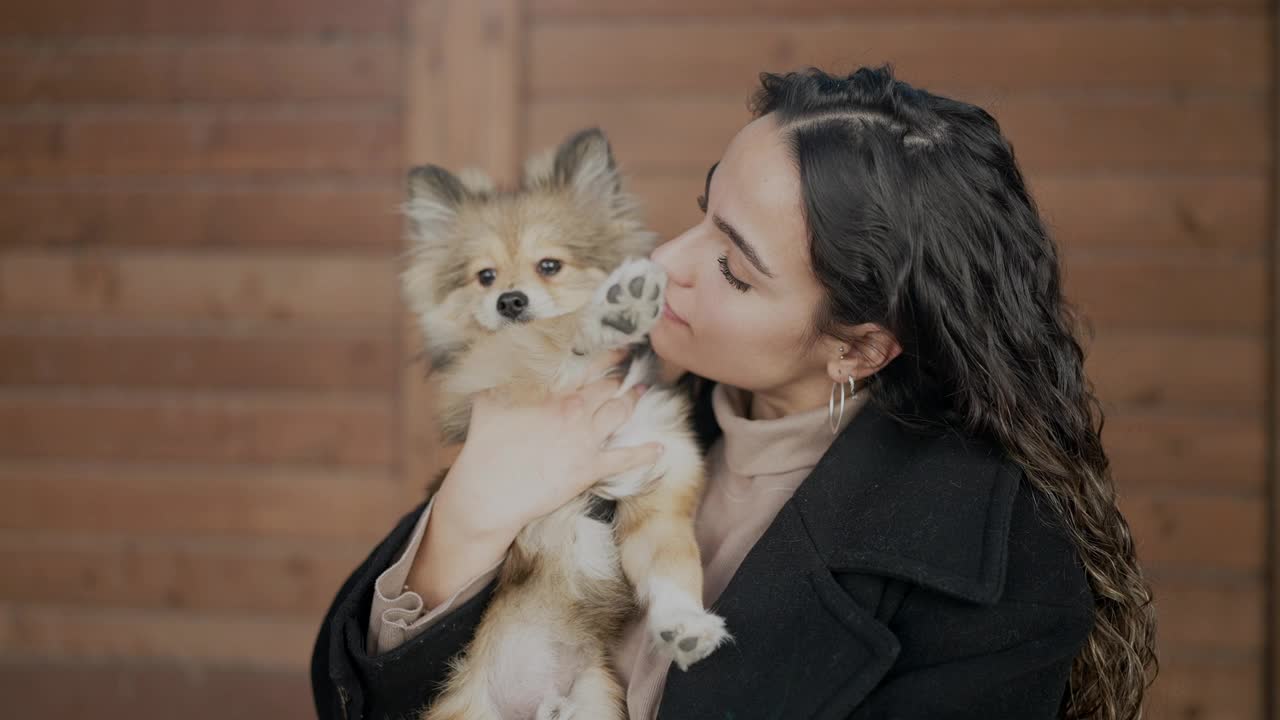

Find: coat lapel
[657,378,1023,718]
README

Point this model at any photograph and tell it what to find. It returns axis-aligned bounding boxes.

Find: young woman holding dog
[313,66,1157,719]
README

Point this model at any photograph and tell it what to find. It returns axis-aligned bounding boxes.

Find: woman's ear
[825,323,902,384]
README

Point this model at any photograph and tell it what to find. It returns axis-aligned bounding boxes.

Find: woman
[312,66,1157,719]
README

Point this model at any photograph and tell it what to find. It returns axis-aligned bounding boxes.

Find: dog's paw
[649,605,730,671]
[536,695,577,720]
[582,258,666,350]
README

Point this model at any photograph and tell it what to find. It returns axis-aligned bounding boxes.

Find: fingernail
[634,383,649,394]
[652,442,665,454]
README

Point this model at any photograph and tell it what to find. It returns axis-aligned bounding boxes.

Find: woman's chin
[650,323,694,383]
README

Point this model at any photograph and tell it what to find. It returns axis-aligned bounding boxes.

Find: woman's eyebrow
[713,214,774,279]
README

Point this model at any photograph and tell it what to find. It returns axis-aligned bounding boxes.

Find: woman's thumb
[593,442,664,482]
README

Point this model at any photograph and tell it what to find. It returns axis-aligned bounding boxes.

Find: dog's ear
[404,165,471,240]
[525,127,623,207]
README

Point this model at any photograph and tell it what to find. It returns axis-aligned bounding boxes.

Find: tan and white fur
[401,128,730,720]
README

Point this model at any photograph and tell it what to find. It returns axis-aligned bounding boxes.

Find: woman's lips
[661,301,689,327]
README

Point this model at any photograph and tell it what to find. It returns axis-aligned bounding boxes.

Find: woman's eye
[477,268,496,287]
[696,194,707,213]
[537,258,563,276]
[717,254,751,293]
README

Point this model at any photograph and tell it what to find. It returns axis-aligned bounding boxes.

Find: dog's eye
[477,268,496,287]
[537,258,562,276]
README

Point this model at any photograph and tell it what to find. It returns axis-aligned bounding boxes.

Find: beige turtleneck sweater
[367,381,872,718]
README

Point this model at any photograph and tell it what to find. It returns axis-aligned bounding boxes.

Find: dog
[400,127,731,720]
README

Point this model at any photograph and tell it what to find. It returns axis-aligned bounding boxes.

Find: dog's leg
[420,656,502,720]
[534,660,624,720]
[575,257,665,356]
[615,466,731,672]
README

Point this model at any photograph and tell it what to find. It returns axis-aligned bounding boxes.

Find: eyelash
[717,254,751,292]
[700,194,751,293]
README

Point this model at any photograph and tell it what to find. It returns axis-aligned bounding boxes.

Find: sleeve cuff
[366,494,504,656]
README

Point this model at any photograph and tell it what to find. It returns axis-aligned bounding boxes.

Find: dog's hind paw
[581,257,666,350]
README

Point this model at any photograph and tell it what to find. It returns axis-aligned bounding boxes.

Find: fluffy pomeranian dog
[401,127,730,720]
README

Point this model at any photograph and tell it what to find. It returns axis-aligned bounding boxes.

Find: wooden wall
[0,1,410,715]
[0,1,1274,718]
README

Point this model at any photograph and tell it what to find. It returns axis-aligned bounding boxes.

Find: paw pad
[584,258,667,350]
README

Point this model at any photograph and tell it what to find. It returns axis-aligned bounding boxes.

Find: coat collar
[656,378,1023,718]
[687,376,1022,606]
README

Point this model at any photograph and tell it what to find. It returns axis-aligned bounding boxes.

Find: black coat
[312,381,1096,719]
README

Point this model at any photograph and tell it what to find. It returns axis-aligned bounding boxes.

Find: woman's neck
[746,373,835,421]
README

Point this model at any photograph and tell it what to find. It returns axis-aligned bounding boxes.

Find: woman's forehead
[716,115,808,273]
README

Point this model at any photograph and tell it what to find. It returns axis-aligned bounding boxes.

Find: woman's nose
[651,232,694,287]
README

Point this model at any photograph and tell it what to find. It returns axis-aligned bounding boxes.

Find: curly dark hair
[744,65,1159,719]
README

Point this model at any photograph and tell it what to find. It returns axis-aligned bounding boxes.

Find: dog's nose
[496,290,528,319]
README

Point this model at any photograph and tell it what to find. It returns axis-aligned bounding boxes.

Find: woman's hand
[433,348,664,544]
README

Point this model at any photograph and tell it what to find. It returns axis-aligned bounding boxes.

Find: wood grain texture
[0,330,399,391]
[531,0,1268,15]
[0,250,398,326]
[0,42,402,104]
[0,534,374,615]
[1120,492,1266,573]
[0,185,403,250]
[0,110,402,178]
[2,0,405,36]
[1144,658,1263,720]
[0,390,394,465]
[0,664,314,720]
[0,460,401,537]
[1105,413,1265,493]
[529,16,1269,97]
[0,604,318,669]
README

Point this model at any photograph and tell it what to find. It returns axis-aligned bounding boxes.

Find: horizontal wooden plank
[0,251,399,325]
[0,534,372,614]
[0,663,313,720]
[1104,413,1264,493]
[530,17,1269,97]
[1034,176,1268,255]
[3,0,404,36]
[1148,576,1265,654]
[0,42,401,104]
[0,185,403,250]
[0,330,399,391]
[1086,333,1264,418]
[1145,657,1262,720]
[0,604,316,669]
[0,461,401,538]
[528,95,1268,175]
[1063,255,1264,334]
[629,174,1269,256]
[1119,492,1264,573]
[0,110,401,178]
[0,392,394,465]
[532,0,1268,15]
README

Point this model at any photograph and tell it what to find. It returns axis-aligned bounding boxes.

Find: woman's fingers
[576,373,626,411]
[589,383,648,437]
[585,346,631,379]
[593,442,664,481]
